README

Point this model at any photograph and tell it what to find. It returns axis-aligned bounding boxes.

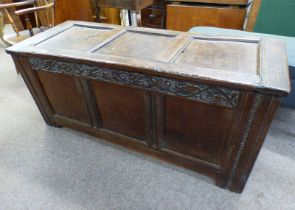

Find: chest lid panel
[94,31,177,61]
[174,38,259,76]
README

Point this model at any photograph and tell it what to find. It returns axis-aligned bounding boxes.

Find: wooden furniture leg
[96,5,101,22]
[0,11,12,46]
[4,8,19,35]
[120,9,129,26]
[0,11,18,73]
[0,11,6,45]
[130,10,142,26]
[23,14,33,36]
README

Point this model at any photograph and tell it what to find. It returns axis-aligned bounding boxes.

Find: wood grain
[92,81,147,141]
[174,38,259,75]
[54,0,93,24]
[94,30,176,61]
[37,71,92,125]
[36,25,116,51]
[166,4,247,31]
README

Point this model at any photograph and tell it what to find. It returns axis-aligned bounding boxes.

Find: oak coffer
[6,21,290,193]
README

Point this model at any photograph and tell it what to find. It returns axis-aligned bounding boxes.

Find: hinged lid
[6,21,290,96]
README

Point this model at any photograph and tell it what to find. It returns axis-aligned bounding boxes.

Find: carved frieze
[29,58,239,108]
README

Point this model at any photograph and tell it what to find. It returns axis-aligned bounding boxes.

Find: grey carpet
[0,40,295,210]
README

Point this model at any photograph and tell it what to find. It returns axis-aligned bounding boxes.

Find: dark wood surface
[10,0,35,29]
[92,81,147,140]
[37,71,92,124]
[6,21,290,193]
[141,7,164,29]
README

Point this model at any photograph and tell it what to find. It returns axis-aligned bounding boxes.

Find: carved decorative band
[227,94,262,186]
[28,58,239,108]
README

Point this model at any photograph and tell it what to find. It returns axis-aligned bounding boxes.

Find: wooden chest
[6,21,290,193]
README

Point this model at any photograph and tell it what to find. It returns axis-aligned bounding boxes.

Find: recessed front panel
[37,71,91,124]
[92,81,147,141]
[163,95,234,165]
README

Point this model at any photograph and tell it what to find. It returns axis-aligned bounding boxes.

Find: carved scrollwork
[29,57,239,108]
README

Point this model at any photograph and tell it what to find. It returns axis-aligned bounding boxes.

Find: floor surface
[0,40,295,210]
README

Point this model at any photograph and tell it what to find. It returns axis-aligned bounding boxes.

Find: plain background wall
[254,0,295,36]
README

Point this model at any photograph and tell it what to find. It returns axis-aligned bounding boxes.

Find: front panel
[163,95,234,165]
[92,81,147,141]
[37,71,91,125]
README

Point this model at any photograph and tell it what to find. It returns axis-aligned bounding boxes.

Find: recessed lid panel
[35,25,114,52]
[94,31,176,61]
[174,38,259,76]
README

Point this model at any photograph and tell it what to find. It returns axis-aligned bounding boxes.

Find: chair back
[0,0,55,45]
[34,0,55,28]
